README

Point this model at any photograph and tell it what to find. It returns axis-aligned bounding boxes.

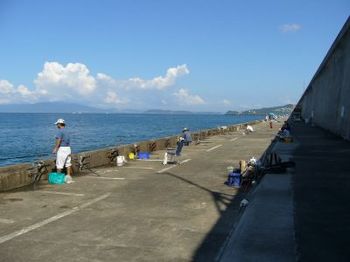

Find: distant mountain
[225,104,294,116]
[0,102,108,113]
[225,110,240,115]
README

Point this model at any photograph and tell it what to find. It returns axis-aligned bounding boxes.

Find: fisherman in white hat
[52,118,73,179]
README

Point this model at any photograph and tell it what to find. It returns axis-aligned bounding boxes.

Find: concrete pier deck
[0,120,279,261]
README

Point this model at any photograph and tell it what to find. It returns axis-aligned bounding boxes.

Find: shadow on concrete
[188,140,278,261]
[163,172,237,215]
[289,122,350,261]
[163,138,278,262]
[162,171,247,261]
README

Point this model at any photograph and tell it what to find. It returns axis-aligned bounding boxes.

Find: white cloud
[223,99,231,106]
[35,62,97,96]
[0,80,38,104]
[173,88,205,105]
[279,23,301,33]
[123,64,189,90]
[0,80,14,94]
[17,85,32,96]
[96,73,117,86]
[1,62,192,108]
[104,91,128,105]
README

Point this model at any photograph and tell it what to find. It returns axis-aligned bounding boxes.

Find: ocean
[0,113,262,167]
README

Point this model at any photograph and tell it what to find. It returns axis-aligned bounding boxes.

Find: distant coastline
[0,102,294,115]
[0,102,220,115]
[225,104,294,116]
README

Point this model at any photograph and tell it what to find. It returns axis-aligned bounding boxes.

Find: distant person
[182,127,192,146]
[280,121,291,138]
[281,121,291,132]
[52,119,73,179]
[176,127,192,156]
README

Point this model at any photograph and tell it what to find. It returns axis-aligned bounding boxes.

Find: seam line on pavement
[0,193,111,245]
[206,144,223,152]
[86,176,125,180]
[0,218,15,224]
[179,159,192,164]
[38,191,85,197]
[136,159,163,162]
[157,159,192,173]
[122,167,154,170]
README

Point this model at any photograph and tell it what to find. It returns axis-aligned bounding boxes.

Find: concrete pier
[0,120,279,261]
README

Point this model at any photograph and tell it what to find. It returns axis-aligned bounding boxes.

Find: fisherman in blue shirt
[176,127,192,156]
[52,119,73,178]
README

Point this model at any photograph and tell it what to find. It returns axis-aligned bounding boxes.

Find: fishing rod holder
[107,149,119,163]
[78,155,91,171]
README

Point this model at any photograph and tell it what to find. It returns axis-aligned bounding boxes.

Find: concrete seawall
[0,120,262,192]
[297,16,350,139]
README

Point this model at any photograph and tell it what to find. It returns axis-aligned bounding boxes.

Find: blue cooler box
[138,152,150,159]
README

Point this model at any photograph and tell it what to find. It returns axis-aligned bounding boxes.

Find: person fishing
[52,119,73,178]
[176,127,192,156]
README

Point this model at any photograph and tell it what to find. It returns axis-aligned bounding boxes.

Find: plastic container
[138,152,150,159]
[116,156,125,167]
[229,172,241,188]
[65,175,74,184]
[48,172,65,184]
[128,152,135,160]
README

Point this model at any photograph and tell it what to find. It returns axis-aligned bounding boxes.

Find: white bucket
[117,156,125,167]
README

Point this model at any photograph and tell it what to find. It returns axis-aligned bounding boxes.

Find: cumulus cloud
[0,80,38,104]
[35,62,97,96]
[96,73,117,85]
[98,64,189,90]
[223,99,231,106]
[104,91,129,105]
[173,88,205,105]
[126,64,189,90]
[1,61,191,108]
[279,23,301,33]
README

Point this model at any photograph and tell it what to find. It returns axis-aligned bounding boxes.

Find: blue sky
[0,0,349,112]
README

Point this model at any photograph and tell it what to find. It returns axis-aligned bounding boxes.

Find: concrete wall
[0,120,261,192]
[297,17,350,139]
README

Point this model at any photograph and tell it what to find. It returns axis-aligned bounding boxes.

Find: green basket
[48,172,65,184]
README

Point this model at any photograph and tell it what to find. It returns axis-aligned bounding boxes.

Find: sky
[0,0,349,112]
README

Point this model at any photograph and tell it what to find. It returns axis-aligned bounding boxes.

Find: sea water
[0,113,262,166]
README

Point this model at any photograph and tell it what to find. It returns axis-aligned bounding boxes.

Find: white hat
[183,127,189,131]
[54,118,65,125]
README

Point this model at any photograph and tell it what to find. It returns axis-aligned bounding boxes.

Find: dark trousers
[176,141,184,156]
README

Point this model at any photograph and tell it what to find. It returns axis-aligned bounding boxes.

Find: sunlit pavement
[0,121,280,261]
